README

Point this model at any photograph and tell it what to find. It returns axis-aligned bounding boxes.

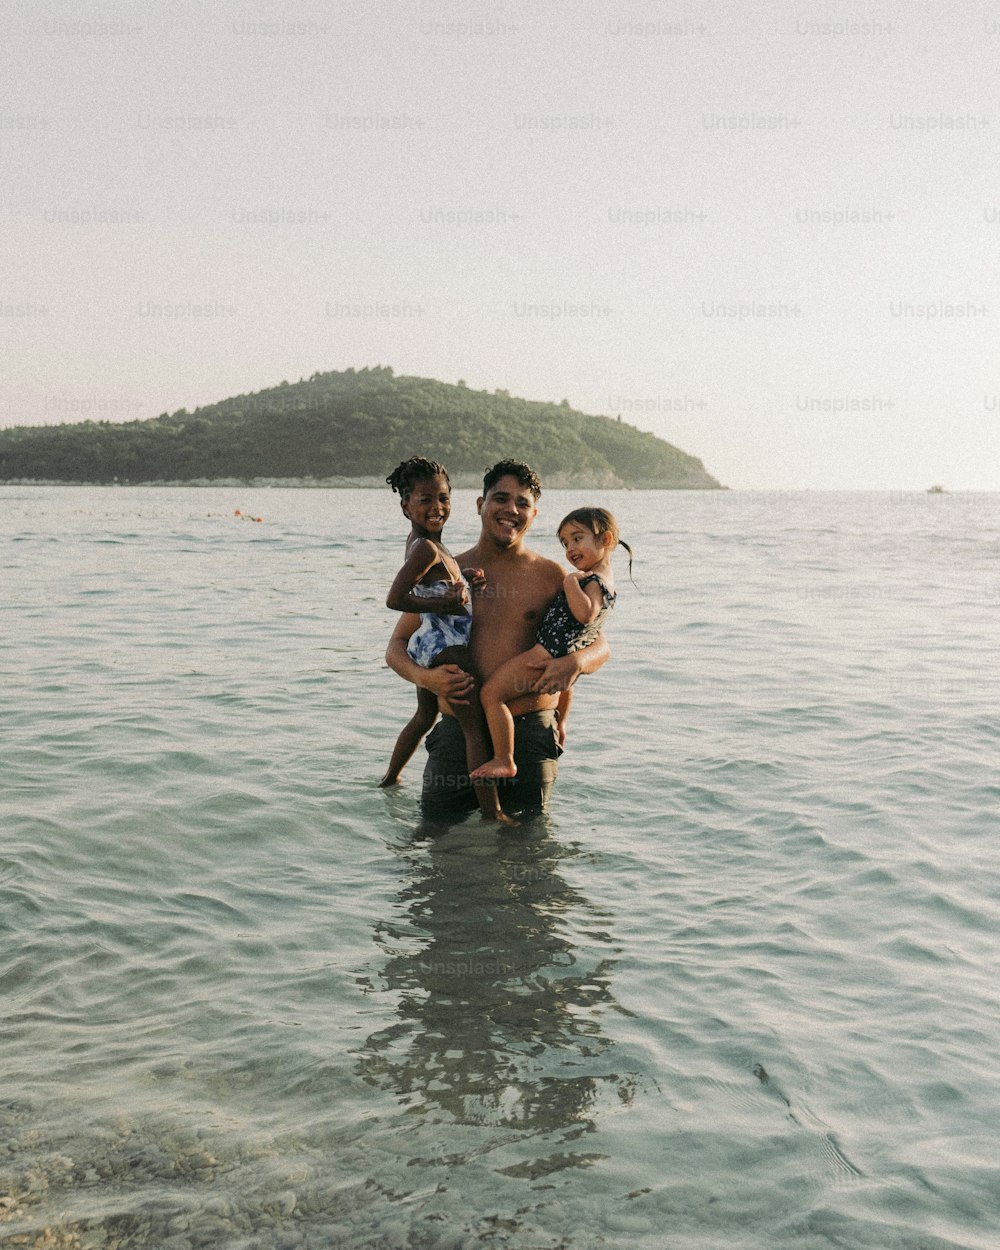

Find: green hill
[0,366,723,488]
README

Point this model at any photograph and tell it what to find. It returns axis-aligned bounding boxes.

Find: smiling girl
[379,458,514,820]
[379,457,476,786]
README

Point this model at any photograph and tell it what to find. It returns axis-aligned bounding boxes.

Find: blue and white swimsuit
[406,578,473,668]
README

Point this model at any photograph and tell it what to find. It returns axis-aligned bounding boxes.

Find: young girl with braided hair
[379,457,510,820]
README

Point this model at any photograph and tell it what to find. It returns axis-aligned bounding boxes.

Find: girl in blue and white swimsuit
[380,457,485,791]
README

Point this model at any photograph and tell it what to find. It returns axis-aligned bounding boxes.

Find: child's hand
[434,580,469,613]
[563,570,584,588]
[462,566,487,594]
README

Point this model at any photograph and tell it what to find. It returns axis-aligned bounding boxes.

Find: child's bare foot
[480,808,519,826]
[471,757,517,780]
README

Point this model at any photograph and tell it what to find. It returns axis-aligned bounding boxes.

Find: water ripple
[1,487,998,1249]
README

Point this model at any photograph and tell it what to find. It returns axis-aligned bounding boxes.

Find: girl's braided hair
[386,456,450,501]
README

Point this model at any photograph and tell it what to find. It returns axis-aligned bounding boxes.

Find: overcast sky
[3,0,998,489]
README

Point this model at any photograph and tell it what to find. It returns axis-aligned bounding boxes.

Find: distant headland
[0,366,724,489]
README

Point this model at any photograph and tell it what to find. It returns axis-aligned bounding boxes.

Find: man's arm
[524,633,610,696]
[385,614,474,705]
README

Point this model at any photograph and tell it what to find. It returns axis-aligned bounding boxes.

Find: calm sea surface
[2,485,998,1250]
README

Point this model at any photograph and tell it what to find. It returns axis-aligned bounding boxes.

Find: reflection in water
[355,822,634,1163]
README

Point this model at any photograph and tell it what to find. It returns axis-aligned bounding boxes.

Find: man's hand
[426,663,474,706]
[525,634,610,697]
[524,653,580,696]
[386,619,472,706]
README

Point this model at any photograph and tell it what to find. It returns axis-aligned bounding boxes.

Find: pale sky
[3,0,998,489]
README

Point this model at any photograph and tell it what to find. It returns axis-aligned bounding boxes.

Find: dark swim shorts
[420,709,562,823]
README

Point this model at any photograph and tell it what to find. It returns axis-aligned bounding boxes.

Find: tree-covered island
[0,367,724,488]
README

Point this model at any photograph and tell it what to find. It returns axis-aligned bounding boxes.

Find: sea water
[2,485,998,1250]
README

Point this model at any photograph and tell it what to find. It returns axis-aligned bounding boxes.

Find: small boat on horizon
[927,484,945,494]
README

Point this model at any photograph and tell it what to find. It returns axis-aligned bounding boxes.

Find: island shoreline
[0,475,727,490]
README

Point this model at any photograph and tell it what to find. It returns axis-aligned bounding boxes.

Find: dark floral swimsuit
[534,573,616,658]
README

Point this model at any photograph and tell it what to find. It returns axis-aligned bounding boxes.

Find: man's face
[477,474,538,547]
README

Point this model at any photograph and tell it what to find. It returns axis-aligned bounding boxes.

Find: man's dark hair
[482,459,542,500]
[386,456,450,501]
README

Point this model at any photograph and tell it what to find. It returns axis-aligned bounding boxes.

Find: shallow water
[2,485,998,1249]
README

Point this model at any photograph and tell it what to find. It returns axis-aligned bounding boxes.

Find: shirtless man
[385,460,610,822]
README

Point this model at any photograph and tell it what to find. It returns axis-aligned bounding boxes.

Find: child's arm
[386,539,467,615]
[562,572,606,626]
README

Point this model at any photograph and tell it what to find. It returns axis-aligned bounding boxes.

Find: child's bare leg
[470,649,545,781]
[379,686,438,786]
[432,645,514,823]
[452,699,514,823]
[472,693,517,779]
